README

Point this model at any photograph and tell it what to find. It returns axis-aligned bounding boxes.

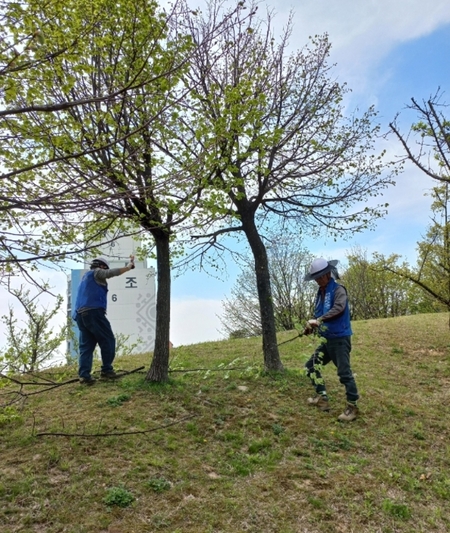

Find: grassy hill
[1,313,449,533]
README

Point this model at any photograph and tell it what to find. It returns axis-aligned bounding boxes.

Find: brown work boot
[79,376,96,386]
[100,370,119,380]
[338,403,359,422]
[307,395,330,412]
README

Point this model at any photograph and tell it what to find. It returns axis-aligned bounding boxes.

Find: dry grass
[1,313,450,533]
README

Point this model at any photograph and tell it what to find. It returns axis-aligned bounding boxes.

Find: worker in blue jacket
[303,258,359,421]
[72,255,135,384]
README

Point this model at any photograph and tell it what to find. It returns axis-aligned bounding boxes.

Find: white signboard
[70,233,157,356]
[93,234,145,269]
[106,268,156,353]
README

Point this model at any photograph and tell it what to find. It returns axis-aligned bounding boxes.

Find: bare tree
[174,1,395,371]
[220,234,316,338]
[389,92,450,325]
[390,91,450,185]
[266,236,316,331]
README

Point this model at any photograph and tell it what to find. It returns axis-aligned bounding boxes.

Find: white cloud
[270,0,450,55]
[188,0,450,66]
[170,298,226,346]
[268,0,450,94]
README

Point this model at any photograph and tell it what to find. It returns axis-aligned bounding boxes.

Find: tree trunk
[242,216,284,372]
[146,231,171,382]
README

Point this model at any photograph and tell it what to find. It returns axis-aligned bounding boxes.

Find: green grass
[1,313,450,532]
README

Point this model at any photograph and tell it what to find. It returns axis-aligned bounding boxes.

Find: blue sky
[169,0,450,345]
[1,0,450,353]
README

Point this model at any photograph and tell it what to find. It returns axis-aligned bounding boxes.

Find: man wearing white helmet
[72,255,135,385]
[303,258,359,421]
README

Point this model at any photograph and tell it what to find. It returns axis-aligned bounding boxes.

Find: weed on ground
[0,313,449,532]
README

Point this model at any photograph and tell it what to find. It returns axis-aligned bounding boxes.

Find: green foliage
[103,486,134,508]
[433,478,450,500]
[354,184,450,315]
[271,423,285,435]
[186,16,395,236]
[2,0,397,380]
[179,7,394,370]
[412,184,450,310]
[106,393,130,407]
[305,353,325,388]
[0,285,67,374]
[248,437,272,454]
[1,0,234,384]
[145,477,171,493]
[115,333,142,358]
[341,246,439,319]
[0,406,23,428]
[0,0,195,283]
[382,499,412,520]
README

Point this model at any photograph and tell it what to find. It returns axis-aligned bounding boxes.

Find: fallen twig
[168,366,254,373]
[0,366,146,407]
[34,414,196,438]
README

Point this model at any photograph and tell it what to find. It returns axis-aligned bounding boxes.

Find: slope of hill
[1,313,449,533]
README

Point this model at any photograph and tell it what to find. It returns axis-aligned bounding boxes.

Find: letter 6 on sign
[112,294,117,302]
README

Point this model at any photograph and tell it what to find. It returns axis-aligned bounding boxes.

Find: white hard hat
[304,258,339,281]
[90,256,110,269]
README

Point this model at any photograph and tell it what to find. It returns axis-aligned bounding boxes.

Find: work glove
[303,319,321,335]
[127,255,135,270]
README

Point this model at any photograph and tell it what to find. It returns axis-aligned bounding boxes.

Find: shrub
[103,486,134,507]
[382,499,411,520]
[146,477,171,493]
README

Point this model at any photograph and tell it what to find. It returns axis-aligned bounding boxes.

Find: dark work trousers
[75,309,116,379]
[304,336,359,403]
